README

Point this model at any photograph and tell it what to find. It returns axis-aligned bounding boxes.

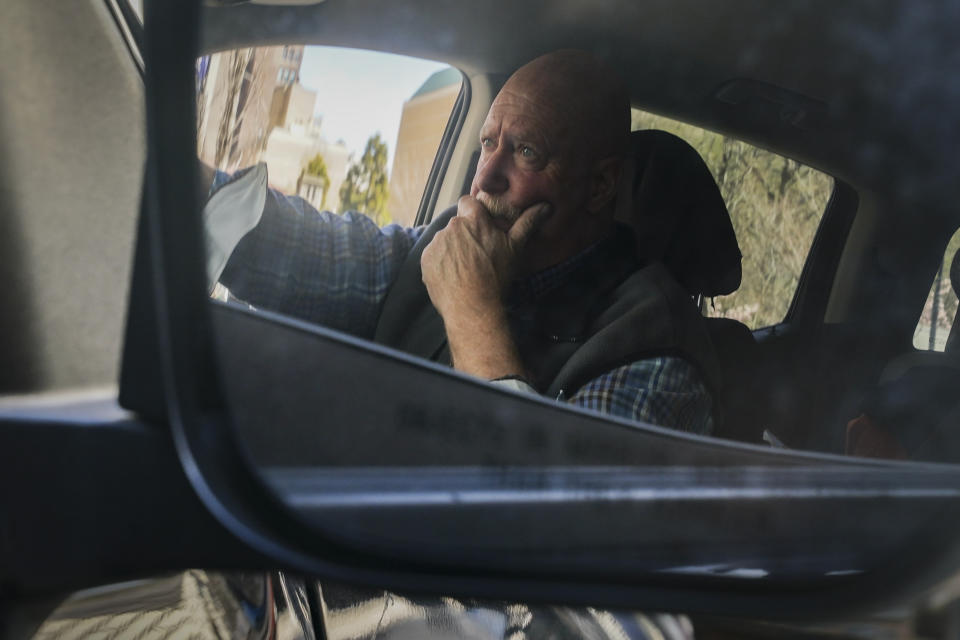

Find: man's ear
[587,155,623,214]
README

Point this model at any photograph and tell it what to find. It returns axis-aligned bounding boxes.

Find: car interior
[4,0,960,637]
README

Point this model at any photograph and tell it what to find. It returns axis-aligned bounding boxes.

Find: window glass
[196,46,461,226]
[631,109,835,329]
[913,227,960,351]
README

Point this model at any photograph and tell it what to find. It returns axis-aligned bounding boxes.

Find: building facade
[386,67,462,226]
[196,45,306,172]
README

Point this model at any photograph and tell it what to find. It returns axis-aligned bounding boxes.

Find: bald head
[501,49,630,160]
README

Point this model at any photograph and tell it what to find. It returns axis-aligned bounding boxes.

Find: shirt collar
[509,237,608,304]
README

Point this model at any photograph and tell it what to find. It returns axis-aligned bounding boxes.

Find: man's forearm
[205,164,422,335]
[443,308,527,380]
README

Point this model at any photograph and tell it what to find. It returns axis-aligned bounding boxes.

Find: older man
[204,50,718,434]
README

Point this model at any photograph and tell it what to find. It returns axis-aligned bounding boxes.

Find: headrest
[615,129,742,297]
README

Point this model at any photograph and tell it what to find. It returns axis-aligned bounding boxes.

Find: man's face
[470,82,597,270]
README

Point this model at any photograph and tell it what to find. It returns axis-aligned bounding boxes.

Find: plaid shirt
[212,167,713,435]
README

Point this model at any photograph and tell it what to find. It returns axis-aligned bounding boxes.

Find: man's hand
[421,196,551,380]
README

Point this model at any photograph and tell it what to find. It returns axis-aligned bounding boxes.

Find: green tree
[304,152,330,209]
[339,133,390,224]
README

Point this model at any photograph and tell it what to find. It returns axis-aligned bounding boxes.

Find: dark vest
[373,207,721,399]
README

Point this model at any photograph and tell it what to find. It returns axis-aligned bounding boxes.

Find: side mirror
[118,0,960,621]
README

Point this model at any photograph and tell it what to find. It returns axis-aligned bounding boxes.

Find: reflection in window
[631,109,834,329]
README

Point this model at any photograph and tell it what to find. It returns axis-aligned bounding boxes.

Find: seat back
[850,247,960,460]
[618,130,766,442]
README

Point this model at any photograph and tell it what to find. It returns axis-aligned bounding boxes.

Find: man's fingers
[455,194,500,243]
[508,202,552,248]
[456,195,492,222]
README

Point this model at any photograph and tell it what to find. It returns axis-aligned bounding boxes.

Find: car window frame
[785,181,859,328]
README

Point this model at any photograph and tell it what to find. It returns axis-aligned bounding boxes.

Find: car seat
[846,246,960,461]
[617,129,764,443]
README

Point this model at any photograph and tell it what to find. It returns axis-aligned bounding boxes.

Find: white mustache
[476,193,522,224]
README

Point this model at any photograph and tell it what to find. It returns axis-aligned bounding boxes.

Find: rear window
[631,109,835,329]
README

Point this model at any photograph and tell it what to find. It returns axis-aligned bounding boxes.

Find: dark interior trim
[787,180,859,326]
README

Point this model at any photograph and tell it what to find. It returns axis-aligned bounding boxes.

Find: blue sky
[297,46,450,169]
